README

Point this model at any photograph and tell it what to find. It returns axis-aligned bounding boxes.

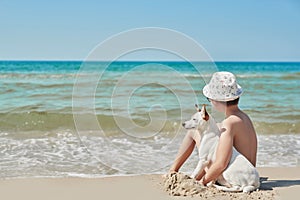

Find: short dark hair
[225,98,240,106]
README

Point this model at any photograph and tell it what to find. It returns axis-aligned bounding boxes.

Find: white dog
[182,104,260,193]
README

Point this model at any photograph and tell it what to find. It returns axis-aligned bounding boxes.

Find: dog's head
[182,104,209,130]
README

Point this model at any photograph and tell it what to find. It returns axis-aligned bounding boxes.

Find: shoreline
[0,167,299,200]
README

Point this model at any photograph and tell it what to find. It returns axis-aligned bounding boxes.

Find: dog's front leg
[191,159,209,180]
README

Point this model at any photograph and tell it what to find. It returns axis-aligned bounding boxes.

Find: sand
[163,172,276,199]
[0,167,299,200]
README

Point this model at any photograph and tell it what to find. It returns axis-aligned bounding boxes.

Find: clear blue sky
[1,0,300,61]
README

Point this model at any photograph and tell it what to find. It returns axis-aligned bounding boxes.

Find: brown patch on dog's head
[201,104,209,121]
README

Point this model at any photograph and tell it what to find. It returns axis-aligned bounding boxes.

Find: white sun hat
[203,71,243,102]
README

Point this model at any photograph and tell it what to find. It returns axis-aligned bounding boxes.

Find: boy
[169,71,258,185]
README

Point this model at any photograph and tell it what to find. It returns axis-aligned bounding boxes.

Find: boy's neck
[225,105,240,118]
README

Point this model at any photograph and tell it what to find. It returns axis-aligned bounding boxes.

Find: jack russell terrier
[182,104,260,193]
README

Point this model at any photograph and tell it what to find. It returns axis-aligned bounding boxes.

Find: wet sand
[0,167,299,200]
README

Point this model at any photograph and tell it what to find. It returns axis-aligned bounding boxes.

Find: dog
[182,104,260,193]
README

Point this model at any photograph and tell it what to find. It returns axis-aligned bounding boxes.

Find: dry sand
[0,167,299,200]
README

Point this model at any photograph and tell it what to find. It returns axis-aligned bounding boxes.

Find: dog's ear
[195,104,200,112]
[201,104,209,121]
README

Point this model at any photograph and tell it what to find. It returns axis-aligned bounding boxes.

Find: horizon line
[1,59,300,63]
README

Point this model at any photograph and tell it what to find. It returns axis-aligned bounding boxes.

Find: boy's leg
[169,130,200,172]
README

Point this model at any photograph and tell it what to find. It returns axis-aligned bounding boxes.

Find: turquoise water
[0,61,299,134]
[0,61,299,178]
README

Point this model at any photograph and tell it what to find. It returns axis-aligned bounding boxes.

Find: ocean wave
[253,121,300,135]
[179,72,300,80]
[0,111,299,135]
[237,72,300,79]
[0,130,118,178]
[281,72,300,80]
[183,73,213,78]
[0,73,77,79]
[237,74,271,78]
[1,72,298,81]
[0,130,299,179]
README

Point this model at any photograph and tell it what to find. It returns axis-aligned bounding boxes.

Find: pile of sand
[162,172,277,199]
[163,172,205,196]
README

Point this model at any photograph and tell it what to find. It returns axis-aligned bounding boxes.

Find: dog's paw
[194,180,205,186]
[190,174,196,179]
[206,181,214,187]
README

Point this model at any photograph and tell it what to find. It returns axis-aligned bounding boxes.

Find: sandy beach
[0,167,299,200]
[1,0,300,199]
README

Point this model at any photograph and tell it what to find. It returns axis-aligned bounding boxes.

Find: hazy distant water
[0,61,299,178]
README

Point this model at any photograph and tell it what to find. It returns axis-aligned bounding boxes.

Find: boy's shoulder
[224,114,243,124]
[222,113,245,130]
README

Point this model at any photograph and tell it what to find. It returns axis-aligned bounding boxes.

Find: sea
[0,61,299,179]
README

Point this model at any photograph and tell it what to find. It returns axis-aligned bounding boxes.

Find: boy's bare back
[222,110,257,166]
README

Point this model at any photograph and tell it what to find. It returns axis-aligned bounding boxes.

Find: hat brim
[203,84,243,102]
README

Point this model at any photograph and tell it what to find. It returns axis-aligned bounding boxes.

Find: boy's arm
[201,120,233,185]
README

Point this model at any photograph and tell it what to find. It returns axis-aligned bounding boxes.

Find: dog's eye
[193,119,197,121]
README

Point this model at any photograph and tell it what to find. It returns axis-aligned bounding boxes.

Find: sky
[0,0,300,61]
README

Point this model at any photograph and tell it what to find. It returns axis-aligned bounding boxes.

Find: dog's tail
[213,184,257,193]
[213,184,241,192]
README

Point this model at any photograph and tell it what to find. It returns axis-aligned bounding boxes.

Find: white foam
[0,130,299,179]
